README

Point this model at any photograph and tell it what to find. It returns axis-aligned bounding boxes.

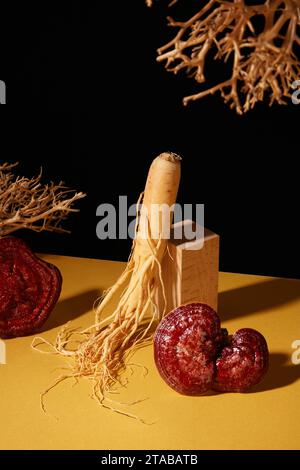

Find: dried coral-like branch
[0,162,86,237]
[153,0,300,113]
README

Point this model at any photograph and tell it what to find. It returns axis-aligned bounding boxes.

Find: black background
[0,1,299,279]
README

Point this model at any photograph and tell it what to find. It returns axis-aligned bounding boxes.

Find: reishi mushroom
[154,303,269,394]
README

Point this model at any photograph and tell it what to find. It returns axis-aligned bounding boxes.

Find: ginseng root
[33,152,181,416]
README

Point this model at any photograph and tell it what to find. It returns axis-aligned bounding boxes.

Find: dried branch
[0,162,86,237]
[150,0,300,113]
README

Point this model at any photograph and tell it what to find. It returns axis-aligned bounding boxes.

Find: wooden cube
[0,340,6,364]
[157,220,219,314]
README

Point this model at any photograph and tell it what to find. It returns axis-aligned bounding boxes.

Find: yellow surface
[1,254,300,450]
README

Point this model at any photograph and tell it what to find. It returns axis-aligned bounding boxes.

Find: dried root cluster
[0,162,85,236]
[149,0,300,113]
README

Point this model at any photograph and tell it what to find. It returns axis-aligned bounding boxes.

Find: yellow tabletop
[1,254,299,450]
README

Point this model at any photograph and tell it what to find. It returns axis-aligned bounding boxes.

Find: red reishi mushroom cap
[0,237,62,338]
[154,303,269,395]
[213,328,269,392]
[154,303,224,395]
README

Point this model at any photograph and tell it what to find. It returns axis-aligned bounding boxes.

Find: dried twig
[150,0,300,113]
[0,162,86,237]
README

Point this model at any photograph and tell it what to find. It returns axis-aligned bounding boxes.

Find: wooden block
[158,220,219,314]
[0,340,6,364]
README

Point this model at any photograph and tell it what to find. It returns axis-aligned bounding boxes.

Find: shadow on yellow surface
[42,289,101,332]
[253,353,300,392]
[219,278,300,320]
